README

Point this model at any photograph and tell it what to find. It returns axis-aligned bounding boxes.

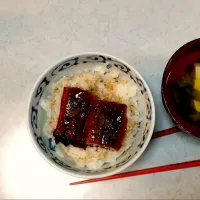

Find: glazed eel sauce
[53,87,127,151]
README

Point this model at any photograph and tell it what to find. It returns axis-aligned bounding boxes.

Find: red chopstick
[70,159,200,186]
[152,126,179,139]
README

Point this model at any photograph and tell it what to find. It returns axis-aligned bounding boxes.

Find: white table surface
[1,0,200,199]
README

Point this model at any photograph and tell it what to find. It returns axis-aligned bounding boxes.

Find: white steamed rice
[40,66,140,170]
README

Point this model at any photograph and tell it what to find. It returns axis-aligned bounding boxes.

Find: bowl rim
[162,38,200,137]
[27,52,155,178]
